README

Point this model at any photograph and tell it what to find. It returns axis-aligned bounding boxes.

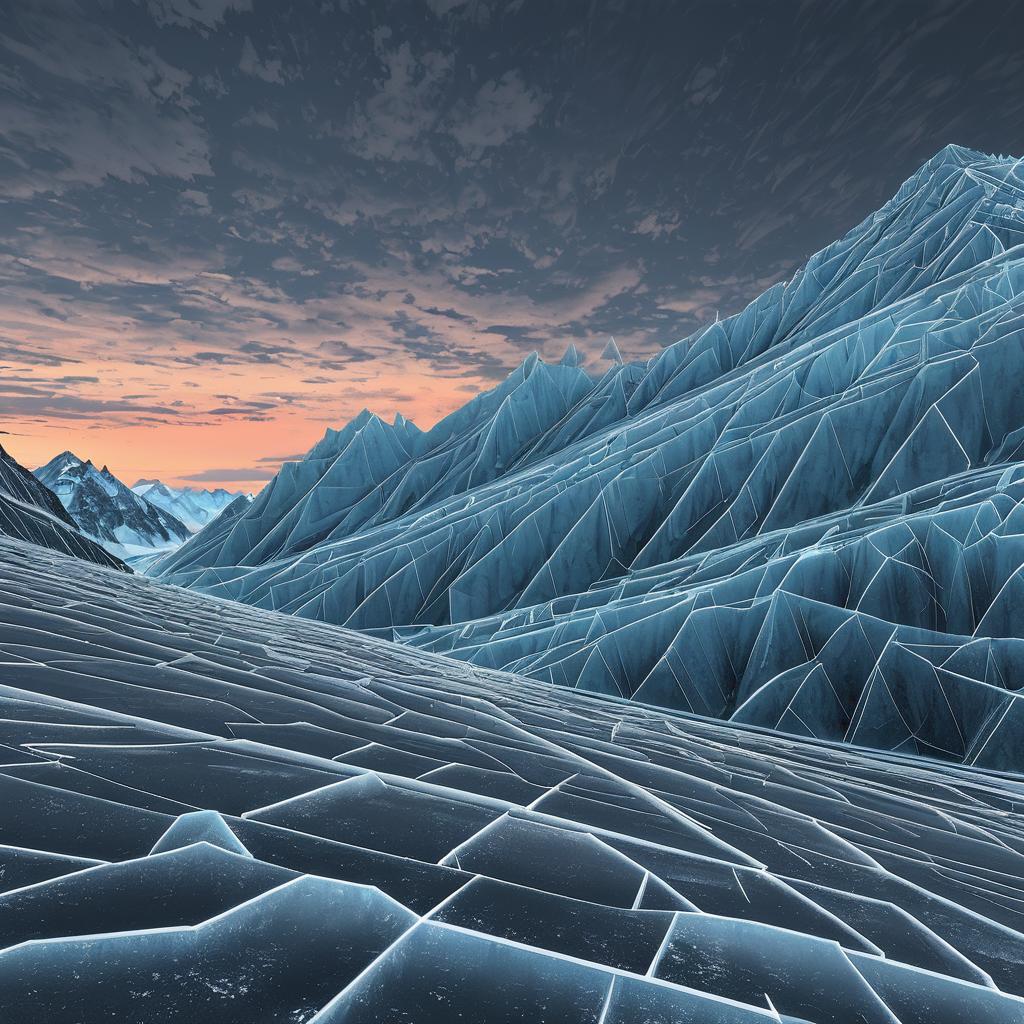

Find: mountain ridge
[0,446,128,569]
[36,452,191,558]
[154,144,1024,767]
[131,480,251,533]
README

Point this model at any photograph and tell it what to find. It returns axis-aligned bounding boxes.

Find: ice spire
[601,336,623,363]
[559,343,583,367]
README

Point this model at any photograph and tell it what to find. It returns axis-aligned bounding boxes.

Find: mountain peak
[128,479,251,533]
[35,458,190,555]
[155,146,1024,771]
[601,337,623,363]
[929,141,990,167]
[44,450,84,470]
[559,343,584,368]
[0,448,127,570]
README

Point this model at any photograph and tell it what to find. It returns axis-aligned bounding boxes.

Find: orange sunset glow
[7,0,1019,498]
[4,354,495,493]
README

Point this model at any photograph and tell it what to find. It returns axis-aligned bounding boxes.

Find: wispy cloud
[342,35,453,164]
[147,0,253,33]
[448,71,547,157]
[239,35,289,84]
[181,466,276,482]
[1,0,1021,490]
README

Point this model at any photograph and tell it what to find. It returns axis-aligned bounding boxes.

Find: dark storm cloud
[203,399,276,417]
[0,380,186,423]
[317,339,376,363]
[1,0,1023,390]
[238,340,299,362]
[147,0,253,33]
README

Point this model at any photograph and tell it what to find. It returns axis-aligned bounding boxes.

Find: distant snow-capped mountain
[35,453,191,557]
[0,446,127,569]
[131,480,250,532]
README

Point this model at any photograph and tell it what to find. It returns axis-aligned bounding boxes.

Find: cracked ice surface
[156,145,1024,769]
[1,536,1024,1021]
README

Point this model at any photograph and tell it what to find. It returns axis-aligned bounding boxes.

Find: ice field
[0,537,1022,1021]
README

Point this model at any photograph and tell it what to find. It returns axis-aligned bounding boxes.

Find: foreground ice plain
[155,146,1024,769]
[2,536,1024,1021]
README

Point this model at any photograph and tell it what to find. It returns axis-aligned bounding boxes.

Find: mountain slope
[0,535,1022,1021]
[36,453,191,557]
[132,480,250,532]
[0,446,127,569]
[157,145,1024,765]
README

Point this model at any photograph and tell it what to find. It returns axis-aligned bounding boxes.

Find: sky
[2,0,1023,490]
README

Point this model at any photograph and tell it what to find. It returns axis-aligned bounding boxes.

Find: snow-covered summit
[0,446,126,569]
[35,452,191,558]
[131,480,250,532]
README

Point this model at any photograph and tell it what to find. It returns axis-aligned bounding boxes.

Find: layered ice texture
[2,536,1024,1021]
[156,146,1024,769]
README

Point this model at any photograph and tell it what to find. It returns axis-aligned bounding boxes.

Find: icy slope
[36,452,191,557]
[157,146,1024,765]
[132,480,250,532]
[155,348,606,573]
[0,447,126,569]
[1,535,1023,1022]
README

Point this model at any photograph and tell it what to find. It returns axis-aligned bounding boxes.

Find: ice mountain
[1,534,1023,1022]
[132,480,250,532]
[157,146,1024,768]
[0,446,126,570]
[36,452,191,558]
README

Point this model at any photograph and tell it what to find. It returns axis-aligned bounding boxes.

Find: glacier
[154,145,1024,770]
[0,534,1022,1021]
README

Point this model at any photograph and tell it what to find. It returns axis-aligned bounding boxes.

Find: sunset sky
[2,0,1023,490]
